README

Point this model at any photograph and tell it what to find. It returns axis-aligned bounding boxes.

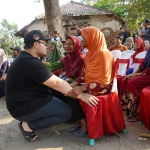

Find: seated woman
[125,37,134,50]
[45,36,85,83]
[0,49,8,97]
[120,47,150,121]
[126,38,144,75]
[47,41,64,76]
[67,26,115,136]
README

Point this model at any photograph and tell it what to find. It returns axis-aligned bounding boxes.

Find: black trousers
[51,89,85,121]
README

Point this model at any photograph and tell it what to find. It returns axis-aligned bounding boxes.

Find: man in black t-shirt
[6,30,98,142]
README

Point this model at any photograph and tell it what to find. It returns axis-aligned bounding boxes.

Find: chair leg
[123,129,127,134]
[89,139,94,146]
[139,121,143,125]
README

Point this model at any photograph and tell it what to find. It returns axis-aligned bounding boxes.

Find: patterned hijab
[79,26,115,85]
[132,38,144,61]
[61,36,85,78]
[0,49,7,69]
[48,41,64,63]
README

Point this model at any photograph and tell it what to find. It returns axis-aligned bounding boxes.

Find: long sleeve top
[0,61,8,78]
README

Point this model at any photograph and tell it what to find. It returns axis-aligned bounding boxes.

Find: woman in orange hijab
[68,26,115,136]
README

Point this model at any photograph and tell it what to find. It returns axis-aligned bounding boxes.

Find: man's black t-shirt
[6,51,53,118]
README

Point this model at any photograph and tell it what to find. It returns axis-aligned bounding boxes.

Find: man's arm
[43,75,99,106]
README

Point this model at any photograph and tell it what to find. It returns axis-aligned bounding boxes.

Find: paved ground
[0,97,150,150]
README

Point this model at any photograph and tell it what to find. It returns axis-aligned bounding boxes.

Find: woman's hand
[67,86,85,98]
[123,74,133,80]
[123,73,142,80]
[78,93,99,106]
[70,81,79,87]
[130,73,142,79]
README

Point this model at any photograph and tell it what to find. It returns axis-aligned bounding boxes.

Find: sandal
[19,122,38,142]
[73,129,88,137]
[66,125,81,133]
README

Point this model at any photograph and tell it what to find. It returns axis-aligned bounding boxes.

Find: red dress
[139,86,150,130]
[78,81,125,139]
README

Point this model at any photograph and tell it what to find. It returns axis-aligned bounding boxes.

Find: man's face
[13,50,19,58]
[120,28,123,32]
[143,22,148,27]
[115,38,122,45]
[36,40,48,57]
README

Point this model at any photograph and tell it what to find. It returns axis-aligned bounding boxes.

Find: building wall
[28,20,48,35]
[25,15,124,47]
[89,15,122,47]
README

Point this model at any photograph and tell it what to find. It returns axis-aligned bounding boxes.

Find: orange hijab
[80,26,115,85]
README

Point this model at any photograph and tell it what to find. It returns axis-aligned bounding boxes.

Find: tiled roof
[60,1,113,16]
[36,1,113,19]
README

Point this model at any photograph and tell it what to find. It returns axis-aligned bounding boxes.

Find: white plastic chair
[125,50,135,55]
[110,50,122,93]
[117,52,131,76]
[133,51,147,73]
[110,50,121,62]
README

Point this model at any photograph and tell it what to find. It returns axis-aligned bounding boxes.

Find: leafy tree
[81,0,150,33]
[0,19,23,56]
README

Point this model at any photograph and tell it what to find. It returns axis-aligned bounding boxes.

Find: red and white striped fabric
[117,52,131,76]
[133,51,147,72]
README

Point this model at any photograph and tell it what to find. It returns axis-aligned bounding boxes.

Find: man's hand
[0,75,7,81]
[78,93,99,106]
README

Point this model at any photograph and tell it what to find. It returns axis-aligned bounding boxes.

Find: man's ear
[34,42,39,49]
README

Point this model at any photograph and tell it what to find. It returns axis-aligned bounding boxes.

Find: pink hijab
[61,36,85,78]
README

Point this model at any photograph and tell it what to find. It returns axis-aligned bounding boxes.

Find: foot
[19,122,38,142]
[73,129,88,137]
[66,125,81,133]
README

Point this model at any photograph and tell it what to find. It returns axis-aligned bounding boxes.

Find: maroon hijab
[132,38,144,61]
[61,36,85,78]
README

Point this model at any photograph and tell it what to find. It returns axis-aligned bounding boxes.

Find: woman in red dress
[120,47,150,121]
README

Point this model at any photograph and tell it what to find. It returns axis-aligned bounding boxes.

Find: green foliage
[0,19,24,56]
[81,0,150,33]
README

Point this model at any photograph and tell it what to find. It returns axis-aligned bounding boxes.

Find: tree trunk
[43,0,64,37]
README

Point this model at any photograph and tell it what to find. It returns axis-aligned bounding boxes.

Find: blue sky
[0,0,80,29]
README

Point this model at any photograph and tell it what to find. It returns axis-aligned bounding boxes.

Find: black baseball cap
[24,30,51,46]
[10,46,22,51]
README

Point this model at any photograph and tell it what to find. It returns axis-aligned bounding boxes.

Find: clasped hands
[67,85,99,106]
[68,86,85,99]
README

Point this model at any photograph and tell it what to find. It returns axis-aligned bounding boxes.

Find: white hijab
[0,49,7,69]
